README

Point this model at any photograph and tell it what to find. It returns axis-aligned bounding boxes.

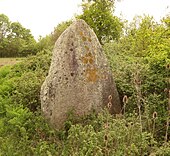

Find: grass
[0,58,24,67]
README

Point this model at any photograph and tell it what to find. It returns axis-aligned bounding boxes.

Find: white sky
[0,0,170,39]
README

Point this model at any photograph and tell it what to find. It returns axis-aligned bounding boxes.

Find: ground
[0,58,24,67]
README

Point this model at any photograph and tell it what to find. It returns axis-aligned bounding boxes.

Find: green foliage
[36,20,72,52]
[11,71,44,111]
[0,14,37,57]
[155,142,170,156]
[63,110,155,156]
[36,35,53,52]
[78,0,123,44]
[0,50,61,155]
[51,20,72,45]
[0,14,10,38]
[0,66,11,80]
[104,15,169,143]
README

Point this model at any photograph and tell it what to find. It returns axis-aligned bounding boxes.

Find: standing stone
[40,19,121,129]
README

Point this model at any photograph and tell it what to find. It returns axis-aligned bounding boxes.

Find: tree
[0,14,36,57]
[78,0,123,44]
[51,20,72,44]
[0,14,10,40]
[10,22,37,56]
[36,20,72,51]
[0,14,11,57]
[36,35,53,51]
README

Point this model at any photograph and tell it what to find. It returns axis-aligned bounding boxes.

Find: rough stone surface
[40,19,121,129]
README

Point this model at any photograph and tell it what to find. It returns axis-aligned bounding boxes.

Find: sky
[0,0,170,39]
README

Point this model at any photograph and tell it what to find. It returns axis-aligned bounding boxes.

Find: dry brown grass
[0,58,24,68]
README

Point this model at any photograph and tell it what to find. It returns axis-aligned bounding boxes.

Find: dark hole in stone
[50,110,52,116]
[71,42,74,46]
[70,48,73,51]
[65,77,68,81]
[71,73,74,76]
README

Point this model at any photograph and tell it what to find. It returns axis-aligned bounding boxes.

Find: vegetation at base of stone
[0,14,170,155]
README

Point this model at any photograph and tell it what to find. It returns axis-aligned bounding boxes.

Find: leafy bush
[62,110,155,156]
[103,15,169,144]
